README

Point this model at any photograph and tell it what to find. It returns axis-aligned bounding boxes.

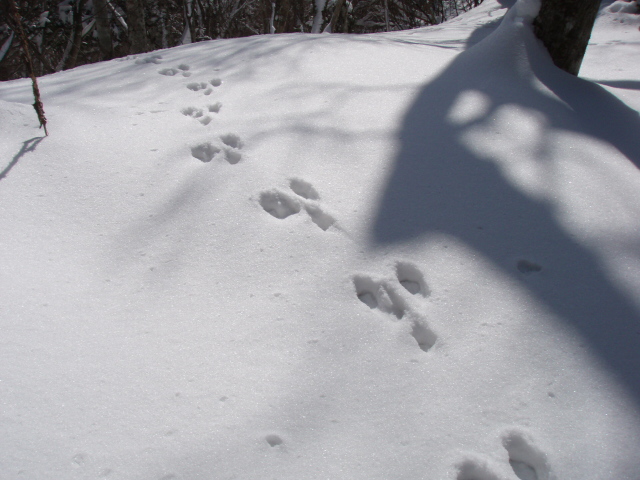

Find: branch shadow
[589,79,640,91]
[0,136,44,181]
[372,13,640,407]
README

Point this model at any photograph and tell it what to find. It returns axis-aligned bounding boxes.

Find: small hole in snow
[411,321,436,352]
[265,434,283,447]
[220,133,243,149]
[517,260,542,275]
[190,142,220,162]
[260,191,301,219]
[289,178,320,200]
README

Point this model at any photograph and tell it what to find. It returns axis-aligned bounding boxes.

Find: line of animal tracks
[132,51,556,480]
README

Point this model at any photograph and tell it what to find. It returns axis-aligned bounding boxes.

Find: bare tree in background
[127,0,149,53]
[0,0,487,81]
[94,0,115,60]
[63,0,88,70]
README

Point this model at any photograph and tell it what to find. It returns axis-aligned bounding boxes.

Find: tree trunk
[182,0,194,44]
[533,0,600,76]
[64,0,86,70]
[93,0,114,60]
[328,0,345,32]
[126,0,148,54]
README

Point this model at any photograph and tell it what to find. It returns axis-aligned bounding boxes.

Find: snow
[1,1,640,478]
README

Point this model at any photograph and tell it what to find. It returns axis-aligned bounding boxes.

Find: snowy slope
[1,1,640,479]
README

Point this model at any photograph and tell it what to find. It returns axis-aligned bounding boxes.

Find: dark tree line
[0,0,482,81]
[2,0,630,82]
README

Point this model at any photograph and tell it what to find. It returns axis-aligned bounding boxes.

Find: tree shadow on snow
[0,137,44,182]
[589,79,640,91]
[372,12,640,406]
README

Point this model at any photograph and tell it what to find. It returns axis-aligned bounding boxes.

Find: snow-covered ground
[1,1,640,478]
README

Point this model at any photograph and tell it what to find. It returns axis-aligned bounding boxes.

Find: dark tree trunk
[328,0,346,32]
[183,0,195,43]
[533,0,600,76]
[64,0,86,70]
[126,0,148,53]
[93,0,114,60]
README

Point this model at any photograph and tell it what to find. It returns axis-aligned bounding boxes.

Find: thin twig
[7,0,48,135]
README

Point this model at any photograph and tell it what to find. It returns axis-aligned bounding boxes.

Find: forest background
[0,0,483,81]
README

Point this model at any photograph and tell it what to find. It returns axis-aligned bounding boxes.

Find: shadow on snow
[0,137,44,182]
[372,11,640,407]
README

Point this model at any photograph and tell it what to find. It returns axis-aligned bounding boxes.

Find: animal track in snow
[290,178,335,230]
[220,133,243,149]
[354,275,405,319]
[265,434,283,447]
[182,107,204,118]
[290,178,320,200]
[187,82,209,92]
[191,142,221,163]
[410,322,436,353]
[181,107,212,126]
[134,54,162,64]
[190,135,242,164]
[502,432,553,480]
[179,75,221,126]
[186,77,221,95]
[304,204,336,231]
[220,133,243,163]
[259,180,336,231]
[208,102,222,113]
[454,433,552,480]
[158,64,192,77]
[517,259,542,275]
[396,261,429,296]
[353,264,436,352]
[260,190,301,219]
[456,459,502,480]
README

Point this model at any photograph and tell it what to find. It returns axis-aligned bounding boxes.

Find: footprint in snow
[134,54,162,64]
[455,432,553,480]
[181,106,213,126]
[187,82,210,93]
[220,133,243,163]
[456,459,502,480]
[353,262,436,352]
[187,78,222,96]
[396,261,429,297]
[516,259,542,275]
[181,78,223,123]
[190,133,243,164]
[158,64,192,77]
[502,431,553,480]
[259,190,301,219]
[265,434,284,447]
[207,102,222,113]
[290,178,336,230]
[289,177,320,200]
[259,179,337,231]
[191,142,220,163]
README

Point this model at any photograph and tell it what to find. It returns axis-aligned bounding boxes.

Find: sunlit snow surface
[1,1,640,479]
